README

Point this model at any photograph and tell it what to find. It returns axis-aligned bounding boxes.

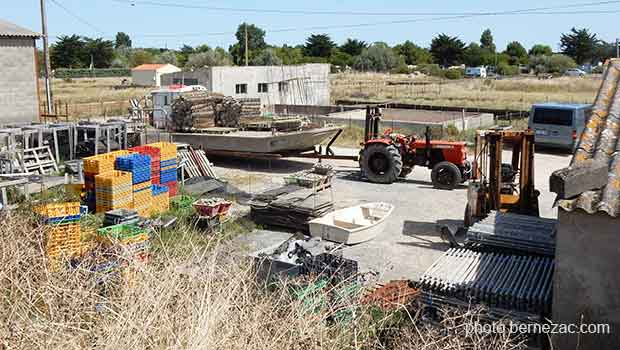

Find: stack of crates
[151,184,170,214]
[148,142,178,197]
[35,202,82,264]
[83,151,131,211]
[115,154,153,217]
[129,145,161,185]
[97,223,149,262]
[95,171,133,213]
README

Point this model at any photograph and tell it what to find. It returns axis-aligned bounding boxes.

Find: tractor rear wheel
[361,143,403,184]
[431,161,462,190]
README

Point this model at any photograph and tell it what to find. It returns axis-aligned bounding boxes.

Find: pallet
[19,146,59,175]
[178,147,218,179]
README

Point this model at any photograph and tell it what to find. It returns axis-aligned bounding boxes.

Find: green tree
[480,29,496,52]
[340,38,368,56]
[560,27,599,64]
[505,41,528,65]
[393,40,432,65]
[230,23,267,65]
[185,48,233,69]
[529,54,577,74]
[329,49,353,68]
[529,44,553,56]
[275,45,304,65]
[83,38,115,68]
[50,35,87,69]
[130,49,156,67]
[177,44,195,66]
[115,32,132,48]
[251,48,283,66]
[430,34,466,67]
[353,42,401,72]
[594,41,616,62]
[303,34,336,58]
[463,43,484,67]
[157,51,179,66]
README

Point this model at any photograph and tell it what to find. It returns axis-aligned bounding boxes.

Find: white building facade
[131,64,181,87]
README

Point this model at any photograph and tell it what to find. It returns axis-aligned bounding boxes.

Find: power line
[49,0,104,34]
[105,0,620,16]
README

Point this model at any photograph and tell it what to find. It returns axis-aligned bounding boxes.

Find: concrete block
[550,159,609,199]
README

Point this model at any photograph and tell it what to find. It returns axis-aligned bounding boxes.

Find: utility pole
[244,23,249,66]
[616,38,619,58]
[40,0,54,114]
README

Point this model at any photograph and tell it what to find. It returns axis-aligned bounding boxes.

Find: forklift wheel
[431,161,462,190]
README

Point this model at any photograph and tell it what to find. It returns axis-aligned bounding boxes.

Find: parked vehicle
[465,66,487,78]
[564,68,586,77]
[528,103,592,149]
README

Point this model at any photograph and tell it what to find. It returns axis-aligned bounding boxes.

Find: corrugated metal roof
[0,19,40,38]
[557,59,620,217]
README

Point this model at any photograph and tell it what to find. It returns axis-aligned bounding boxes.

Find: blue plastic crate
[45,214,81,224]
[152,184,169,196]
[160,159,177,168]
[116,154,151,173]
[161,171,177,184]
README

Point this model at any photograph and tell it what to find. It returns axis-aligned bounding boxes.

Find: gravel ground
[214,146,571,282]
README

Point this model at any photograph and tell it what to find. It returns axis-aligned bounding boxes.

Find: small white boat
[309,202,394,245]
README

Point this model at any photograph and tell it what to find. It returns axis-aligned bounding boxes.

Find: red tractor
[359,107,472,189]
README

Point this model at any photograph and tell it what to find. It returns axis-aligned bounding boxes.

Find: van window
[533,108,573,126]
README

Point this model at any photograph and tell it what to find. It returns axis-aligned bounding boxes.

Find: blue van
[528,103,592,150]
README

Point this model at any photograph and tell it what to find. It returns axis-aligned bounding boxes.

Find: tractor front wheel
[431,161,462,190]
[361,143,403,184]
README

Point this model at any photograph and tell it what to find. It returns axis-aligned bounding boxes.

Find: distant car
[564,68,586,77]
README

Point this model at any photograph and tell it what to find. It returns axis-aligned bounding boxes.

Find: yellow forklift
[464,128,540,226]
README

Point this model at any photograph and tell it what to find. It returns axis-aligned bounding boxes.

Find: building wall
[0,37,38,124]
[132,70,156,86]
[553,209,620,349]
[161,69,211,87]
[210,64,330,106]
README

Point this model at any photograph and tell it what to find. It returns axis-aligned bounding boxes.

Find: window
[235,84,247,94]
[258,83,269,93]
[533,108,574,126]
[163,95,169,106]
[278,82,289,92]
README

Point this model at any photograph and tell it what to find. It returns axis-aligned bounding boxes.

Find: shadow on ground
[210,156,313,174]
[397,219,466,251]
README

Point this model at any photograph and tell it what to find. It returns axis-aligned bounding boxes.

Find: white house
[131,63,181,87]
[160,64,331,106]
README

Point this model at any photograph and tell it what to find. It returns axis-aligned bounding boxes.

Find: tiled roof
[0,19,40,37]
[132,64,168,71]
[557,59,620,217]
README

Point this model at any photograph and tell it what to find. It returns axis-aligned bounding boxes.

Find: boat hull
[171,127,340,154]
[309,202,394,245]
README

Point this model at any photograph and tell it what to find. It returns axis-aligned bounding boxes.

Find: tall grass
[1,211,527,349]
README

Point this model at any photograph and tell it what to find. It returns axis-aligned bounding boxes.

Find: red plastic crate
[218,201,232,215]
[163,181,177,197]
[151,175,160,185]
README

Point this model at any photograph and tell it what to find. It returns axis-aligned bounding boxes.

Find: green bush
[392,64,412,74]
[54,68,131,79]
[416,64,442,77]
[444,68,463,80]
[497,63,519,76]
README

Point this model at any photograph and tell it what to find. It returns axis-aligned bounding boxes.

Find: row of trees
[49,25,615,75]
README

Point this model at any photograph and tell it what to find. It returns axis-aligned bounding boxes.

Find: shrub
[54,68,131,78]
[416,64,442,77]
[444,68,463,80]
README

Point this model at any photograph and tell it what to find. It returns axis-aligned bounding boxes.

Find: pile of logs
[169,91,261,131]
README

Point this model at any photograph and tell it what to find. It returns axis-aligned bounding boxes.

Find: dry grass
[41,78,151,119]
[0,209,531,349]
[331,73,601,110]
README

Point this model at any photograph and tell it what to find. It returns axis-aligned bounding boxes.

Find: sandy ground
[214,146,571,282]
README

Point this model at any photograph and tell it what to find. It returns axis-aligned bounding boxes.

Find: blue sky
[5,0,620,51]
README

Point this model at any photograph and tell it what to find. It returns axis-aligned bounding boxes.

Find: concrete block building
[553,59,620,349]
[131,63,181,87]
[0,19,40,124]
[161,64,330,106]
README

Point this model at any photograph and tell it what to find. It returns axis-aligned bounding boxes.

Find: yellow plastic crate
[95,171,132,187]
[83,150,130,174]
[133,181,152,192]
[146,142,177,159]
[35,202,81,218]
[96,189,133,200]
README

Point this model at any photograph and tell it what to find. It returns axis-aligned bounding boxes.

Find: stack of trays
[132,181,153,217]
[35,202,82,265]
[97,223,149,262]
[151,184,170,214]
[129,145,161,184]
[95,171,133,213]
[103,208,140,227]
[148,142,178,197]
[115,154,151,184]
[83,150,131,211]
